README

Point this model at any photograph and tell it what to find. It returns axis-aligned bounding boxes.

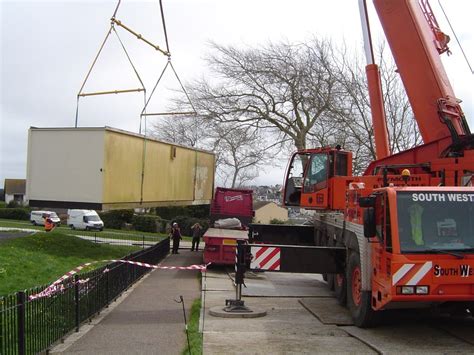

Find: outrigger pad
[224,299,253,313]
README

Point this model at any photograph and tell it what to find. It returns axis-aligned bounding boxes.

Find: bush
[171,216,209,237]
[99,209,134,229]
[132,214,162,233]
[270,218,286,225]
[7,200,20,208]
[154,205,210,220]
[0,208,30,220]
[187,205,211,219]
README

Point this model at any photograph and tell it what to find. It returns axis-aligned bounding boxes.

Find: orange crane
[249,0,473,327]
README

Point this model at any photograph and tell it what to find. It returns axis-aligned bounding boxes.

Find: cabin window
[397,191,474,254]
[335,153,348,176]
[303,153,328,193]
[375,194,384,242]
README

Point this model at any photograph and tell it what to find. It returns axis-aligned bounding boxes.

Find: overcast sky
[1,0,473,188]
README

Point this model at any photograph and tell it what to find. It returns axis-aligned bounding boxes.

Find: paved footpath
[53,249,203,355]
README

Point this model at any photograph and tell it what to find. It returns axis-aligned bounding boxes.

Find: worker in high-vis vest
[44,216,55,232]
[408,204,424,245]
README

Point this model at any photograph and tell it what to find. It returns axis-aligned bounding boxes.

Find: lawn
[0,218,167,235]
[0,230,141,296]
[0,219,193,244]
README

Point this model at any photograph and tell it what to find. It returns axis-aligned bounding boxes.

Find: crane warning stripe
[260,248,280,268]
[406,262,432,286]
[255,246,269,259]
[392,262,433,286]
[250,246,281,271]
[392,264,415,286]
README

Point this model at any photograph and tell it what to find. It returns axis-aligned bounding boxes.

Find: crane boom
[373,0,470,144]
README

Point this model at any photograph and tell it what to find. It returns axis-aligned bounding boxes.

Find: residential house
[4,179,27,205]
[252,185,282,203]
[253,201,288,224]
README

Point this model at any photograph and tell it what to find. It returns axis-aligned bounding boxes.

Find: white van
[67,209,104,231]
[30,211,61,226]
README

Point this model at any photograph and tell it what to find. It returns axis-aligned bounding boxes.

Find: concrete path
[202,270,474,354]
[0,229,36,243]
[55,250,203,355]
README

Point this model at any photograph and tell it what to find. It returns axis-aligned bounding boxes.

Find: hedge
[154,205,210,220]
[0,208,30,220]
[132,215,163,233]
[98,209,134,229]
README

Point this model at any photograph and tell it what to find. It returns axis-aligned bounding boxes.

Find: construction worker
[408,203,424,246]
[170,222,182,254]
[190,222,202,251]
[44,216,55,232]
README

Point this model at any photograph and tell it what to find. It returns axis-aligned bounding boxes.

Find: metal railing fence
[70,231,167,248]
[0,237,169,354]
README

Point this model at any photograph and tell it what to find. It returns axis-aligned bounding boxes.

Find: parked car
[67,209,104,231]
[30,211,61,226]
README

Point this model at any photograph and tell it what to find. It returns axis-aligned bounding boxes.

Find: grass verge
[0,230,140,295]
[0,218,179,238]
[182,298,203,355]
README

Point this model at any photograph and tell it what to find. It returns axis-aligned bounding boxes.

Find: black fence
[0,238,170,354]
[69,231,167,248]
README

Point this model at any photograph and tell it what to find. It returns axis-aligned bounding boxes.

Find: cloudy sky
[1,0,473,188]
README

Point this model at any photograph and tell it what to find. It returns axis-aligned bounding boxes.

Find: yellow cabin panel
[142,144,193,201]
[102,127,215,209]
[103,131,144,204]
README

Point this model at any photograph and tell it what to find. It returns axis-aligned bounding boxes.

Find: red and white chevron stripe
[250,246,281,271]
[392,262,433,286]
[29,260,209,300]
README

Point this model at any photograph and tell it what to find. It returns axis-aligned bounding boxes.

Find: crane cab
[283,147,353,210]
[360,186,474,312]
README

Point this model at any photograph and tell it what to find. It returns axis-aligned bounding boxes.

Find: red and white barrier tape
[29,260,209,300]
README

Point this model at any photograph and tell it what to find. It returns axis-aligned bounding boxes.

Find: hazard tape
[29,260,209,300]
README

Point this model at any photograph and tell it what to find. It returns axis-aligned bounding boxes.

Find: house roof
[253,201,284,210]
[4,179,26,194]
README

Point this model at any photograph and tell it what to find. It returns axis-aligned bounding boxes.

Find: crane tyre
[347,252,379,328]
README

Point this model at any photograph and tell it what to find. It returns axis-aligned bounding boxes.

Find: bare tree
[150,115,203,147]
[164,40,420,176]
[184,39,342,152]
[211,124,279,187]
[332,43,421,173]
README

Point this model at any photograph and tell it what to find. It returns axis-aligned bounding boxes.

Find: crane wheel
[347,252,379,328]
